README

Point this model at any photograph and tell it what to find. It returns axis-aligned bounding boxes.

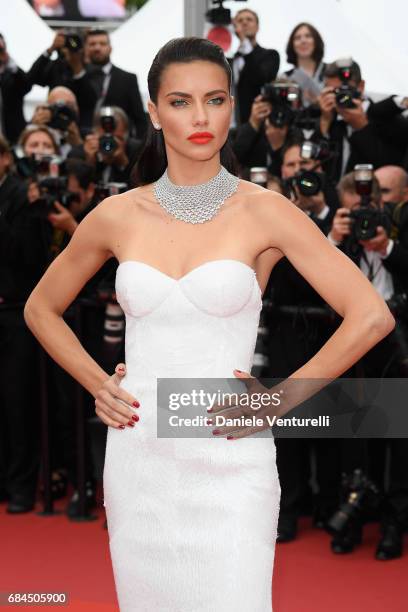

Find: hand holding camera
[47,201,78,235]
[359,226,389,254]
[249,94,272,131]
[318,87,336,119]
[31,105,52,126]
[49,30,84,75]
[47,31,66,55]
[337,97,368,131]
[330,208,352,242]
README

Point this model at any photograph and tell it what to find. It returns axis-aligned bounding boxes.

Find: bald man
[30,86,83,156]
[375,165,408,205]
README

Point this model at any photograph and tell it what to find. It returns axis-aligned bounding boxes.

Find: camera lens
[296,171,322,197]
[99,135,117,154]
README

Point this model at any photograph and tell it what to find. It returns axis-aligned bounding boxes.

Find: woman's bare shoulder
[93,184,154,219]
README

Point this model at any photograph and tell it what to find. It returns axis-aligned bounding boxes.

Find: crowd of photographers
[1,8,408,561]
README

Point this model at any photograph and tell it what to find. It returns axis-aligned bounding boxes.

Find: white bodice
[115,259,262,381]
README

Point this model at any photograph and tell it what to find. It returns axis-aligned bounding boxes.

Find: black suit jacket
[27,55,147,139]
[231,44,280,125]
[367,96,408,168]
[27,53,72,90]
[0,175,33,301]
[264,208,335,309]
[0,66,31,144]
[68,64,147,139]
[312,101,402,183]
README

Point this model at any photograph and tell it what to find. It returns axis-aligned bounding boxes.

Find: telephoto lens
[99,107,118,154]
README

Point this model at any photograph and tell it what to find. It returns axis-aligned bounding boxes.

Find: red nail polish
[128,421,134,427]
[235,369,242,373]
[118,425,125,429]
[212,429,220,435]
[133,401,140,408]
[207,419,213,425]
[227,435,234,440]
[131,414,139,422]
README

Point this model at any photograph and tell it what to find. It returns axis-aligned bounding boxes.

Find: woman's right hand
[94,363,141,430]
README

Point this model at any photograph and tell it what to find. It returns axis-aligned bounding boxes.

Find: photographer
[0,134,42,513]
[230,8,280,126]
[31,86,82,158]
[68,106,142,185]
[23,157,118,517]
[232,91,303,177]
[27,30,80,90]
[281,138,339,229]
[0,33,32,144]
[327,170,408,559]
[28,29,147,139]
[262,138,339,542]
[313,59,399,182]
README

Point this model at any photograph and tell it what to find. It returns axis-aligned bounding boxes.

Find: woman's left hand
[207,369,280,440]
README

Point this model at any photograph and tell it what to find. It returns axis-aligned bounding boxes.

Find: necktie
[90,67,105,100]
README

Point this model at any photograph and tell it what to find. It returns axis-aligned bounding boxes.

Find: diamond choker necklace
[153,166,240,224]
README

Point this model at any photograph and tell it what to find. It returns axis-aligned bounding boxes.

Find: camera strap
[360,250,383,283]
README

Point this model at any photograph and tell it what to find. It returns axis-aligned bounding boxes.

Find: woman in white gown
[24,37,395,612]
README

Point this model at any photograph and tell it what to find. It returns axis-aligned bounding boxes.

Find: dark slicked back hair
[286,22,325,66]
[131,37,238,186]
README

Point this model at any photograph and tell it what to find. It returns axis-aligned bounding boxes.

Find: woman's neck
[165,155,222,186]
[297,58,317,76]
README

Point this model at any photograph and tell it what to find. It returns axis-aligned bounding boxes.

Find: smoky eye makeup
[169,96,226,107]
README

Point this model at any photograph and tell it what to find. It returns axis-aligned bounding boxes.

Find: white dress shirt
[230,38,254,129]
[327,231,394,299]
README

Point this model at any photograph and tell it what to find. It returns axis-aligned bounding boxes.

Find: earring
[153,122,161,130]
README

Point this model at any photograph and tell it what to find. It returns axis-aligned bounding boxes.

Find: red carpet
[1,499,407,612]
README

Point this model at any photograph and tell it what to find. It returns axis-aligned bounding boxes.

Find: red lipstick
[187,131,214,144]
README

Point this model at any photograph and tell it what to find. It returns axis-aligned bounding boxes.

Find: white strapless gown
[103,259,281,612]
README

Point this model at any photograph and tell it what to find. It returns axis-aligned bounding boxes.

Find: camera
[326,469,381,535]
[95,182,128,202]
[334,85,361,109]
[300,140,331,163]
[32,176,80,218]
[348,164,388,241]
[98,107,117,155]
[285,170,323,198]
[332,58,361,109]
[261,82,301,128]
[13,148,63,180]
[261,83,320,130]
[206,0,246,25]
[64,33,83,53]
[47,100,77,131]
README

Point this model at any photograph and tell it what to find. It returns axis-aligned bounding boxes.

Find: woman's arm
[24,197,138,428]
[257,192,395,380]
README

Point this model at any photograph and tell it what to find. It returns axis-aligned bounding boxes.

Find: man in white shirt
[328,172,394,300]
[314,59,394,183]
[230,9,279,127]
